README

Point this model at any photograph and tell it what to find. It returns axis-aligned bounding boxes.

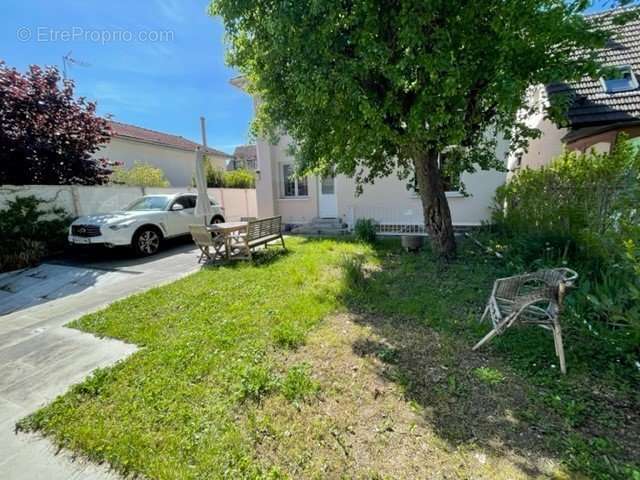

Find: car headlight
[109,220,137,231]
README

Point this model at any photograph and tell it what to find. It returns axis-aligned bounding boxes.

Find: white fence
[349,205,428,235]
[0,185,258,221]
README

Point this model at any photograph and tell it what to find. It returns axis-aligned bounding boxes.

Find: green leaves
[212,0,623,181]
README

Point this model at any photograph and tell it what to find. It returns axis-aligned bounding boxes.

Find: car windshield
[126,196,170,211]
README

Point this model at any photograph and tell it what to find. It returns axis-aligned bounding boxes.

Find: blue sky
[1,0,251,154]
[0,1,628,154]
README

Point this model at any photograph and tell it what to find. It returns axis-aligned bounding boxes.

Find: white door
[318,175,338,218]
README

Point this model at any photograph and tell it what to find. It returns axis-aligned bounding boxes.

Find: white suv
[68,193,225,256]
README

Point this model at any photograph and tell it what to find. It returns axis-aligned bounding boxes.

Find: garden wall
[0,185,258,221]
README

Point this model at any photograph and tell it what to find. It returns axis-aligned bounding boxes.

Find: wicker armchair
[473,268,578,374]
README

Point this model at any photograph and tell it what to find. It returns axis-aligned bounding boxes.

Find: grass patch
[17,236,639,479]
[280,363,319,403]
[474,367,506,385]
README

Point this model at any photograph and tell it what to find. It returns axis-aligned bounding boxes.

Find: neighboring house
[513,7,640,172]
[227,145,258,171]
[232,78,509,232]
[94,120,233,186]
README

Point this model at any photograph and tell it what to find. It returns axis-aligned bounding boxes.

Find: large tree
[212,0,630,257]
[0,62,111,185]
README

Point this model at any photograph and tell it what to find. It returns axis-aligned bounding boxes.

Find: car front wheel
[133,227,162,256]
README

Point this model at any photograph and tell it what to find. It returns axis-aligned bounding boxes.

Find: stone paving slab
[0,244,201,479]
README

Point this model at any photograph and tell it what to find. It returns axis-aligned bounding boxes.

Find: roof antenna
[62,51,90,80]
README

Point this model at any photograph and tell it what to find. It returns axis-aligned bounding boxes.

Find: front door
[318,175,338,218]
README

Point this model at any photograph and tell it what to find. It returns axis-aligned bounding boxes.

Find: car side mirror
[171,204,184,211]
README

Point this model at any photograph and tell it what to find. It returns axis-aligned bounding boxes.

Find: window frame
[600,65,639,93]
[279,162,309,199]
[408,151,463,198]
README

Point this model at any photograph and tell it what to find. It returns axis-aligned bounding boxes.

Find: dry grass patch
[241,314,562,479]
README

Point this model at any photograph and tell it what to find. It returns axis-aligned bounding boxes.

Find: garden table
[206,222,248,260]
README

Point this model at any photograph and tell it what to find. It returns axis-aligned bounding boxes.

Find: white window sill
[409,191,465,199]
[445,191,465,198]
[279,196,311,201]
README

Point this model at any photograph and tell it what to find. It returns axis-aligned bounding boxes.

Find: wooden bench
[232,216,285,259]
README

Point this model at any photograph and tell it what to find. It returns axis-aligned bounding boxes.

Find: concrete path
[0,244,202,479]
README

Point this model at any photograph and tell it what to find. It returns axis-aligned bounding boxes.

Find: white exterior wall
[254,132,509,227]
[94,137,228,187]
[0,185,257,221]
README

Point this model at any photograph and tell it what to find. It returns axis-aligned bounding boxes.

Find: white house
[510,8,640,173]
[94,121,233,187]
[232,78,509,233]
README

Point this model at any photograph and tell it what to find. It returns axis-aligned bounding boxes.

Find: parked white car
[68,193,225,256]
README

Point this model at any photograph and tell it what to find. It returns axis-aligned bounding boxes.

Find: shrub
[224,169,256,188]
[111,162,170,187]
[354,218,377,243]
[0,196,71,272]
[204,166,255,188]
[492,134,640,366]
[205,165,226,187]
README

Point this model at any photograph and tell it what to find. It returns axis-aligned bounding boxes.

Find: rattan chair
[473,267,578,374]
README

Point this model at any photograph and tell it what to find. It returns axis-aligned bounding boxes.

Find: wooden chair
[473,267,578,374]
[189,225,225,263]
[231,216,285,259]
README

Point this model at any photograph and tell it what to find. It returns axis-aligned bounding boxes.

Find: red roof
[107,120,232,158]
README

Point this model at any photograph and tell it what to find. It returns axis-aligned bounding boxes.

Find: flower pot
[401,235,424,252]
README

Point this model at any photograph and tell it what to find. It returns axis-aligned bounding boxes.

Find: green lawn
[19,237,639,479]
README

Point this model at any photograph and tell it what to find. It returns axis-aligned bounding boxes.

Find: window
[407,150,461,196]
[172,195,196,210]
[280,163,308,197]
[438,152,461,193]
[601,65,638,93]
[126,196,171,211]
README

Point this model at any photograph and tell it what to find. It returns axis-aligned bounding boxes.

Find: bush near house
[489,134,640,370]
[0,196,71,272]
[224,168,255,188]
[205,165,255,188]
[111,162,171,187]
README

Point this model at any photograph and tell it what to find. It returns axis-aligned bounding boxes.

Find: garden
[17,141,640,480]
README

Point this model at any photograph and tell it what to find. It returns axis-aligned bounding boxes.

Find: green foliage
[205,165,226,187]
[224,169,256,188]
[211,0,625,193]
[280,363,319,403]
[238,364,278,402]
[111,162,170,187]
[273,321,306,349]
[491,134,640,367]
[0,195,71,272]
[354,218,377,244]
[205,165,256,188]
[473,367,505,385]
[340,253,366,289]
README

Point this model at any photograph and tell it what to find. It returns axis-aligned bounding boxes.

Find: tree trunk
[414,150,457,258]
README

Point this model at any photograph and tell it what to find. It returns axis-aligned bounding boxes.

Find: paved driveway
[0,243,202,479]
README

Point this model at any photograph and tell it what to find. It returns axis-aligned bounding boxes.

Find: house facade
[233,79,509,232]
[513,8,640,172]
[254,134,508,232]
[94,121,232,187]
[227,145,258,171]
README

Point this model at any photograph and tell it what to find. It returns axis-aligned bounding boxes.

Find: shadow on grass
[201,244,291,270]
[338,237,639,479]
